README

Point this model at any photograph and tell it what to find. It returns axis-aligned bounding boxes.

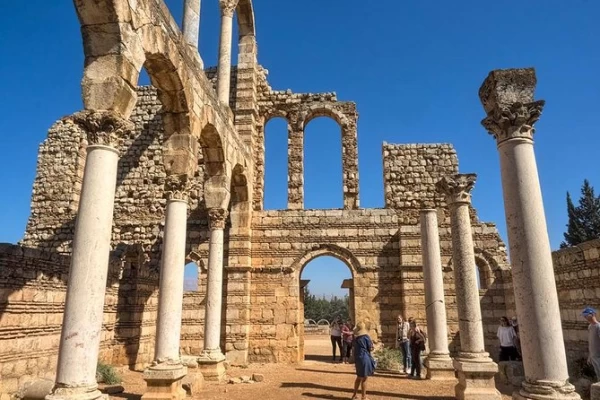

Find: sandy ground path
[114,335,512,400]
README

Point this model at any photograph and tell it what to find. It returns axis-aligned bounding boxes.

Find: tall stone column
[436,174,501,400]
[46,111,131,400]
[420,209,454,380]
[142,176,190,400]
[216,0,239,104]
[182,0,201,49]
[288,120,304,210]
[198,208,229,381]
[479,68,579,400]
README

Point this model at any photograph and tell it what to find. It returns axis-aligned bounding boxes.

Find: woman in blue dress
[351,322,374,400]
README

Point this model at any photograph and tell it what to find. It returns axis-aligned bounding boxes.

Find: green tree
[561,180,600,248]
[303,287,350,322]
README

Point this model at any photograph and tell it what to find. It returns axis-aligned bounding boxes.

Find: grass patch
[96,362,122,384]
[372,347,402,371]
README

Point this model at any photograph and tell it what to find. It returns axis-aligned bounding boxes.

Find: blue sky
[1,1,598,297]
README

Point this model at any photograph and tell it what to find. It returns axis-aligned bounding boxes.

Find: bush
[96,362,122,385]
[372,347,402,371]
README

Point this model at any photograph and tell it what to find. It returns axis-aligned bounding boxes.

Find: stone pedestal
[437,174,501,400]
[591,382,600,400]
[420,209,455,381]
[196,353,226,382]
[47,111,131,400]
[480,68,579,400]
[454,358,500,400]
[142,364,187,400]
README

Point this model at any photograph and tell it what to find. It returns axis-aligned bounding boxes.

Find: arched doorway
[298,252,356,363]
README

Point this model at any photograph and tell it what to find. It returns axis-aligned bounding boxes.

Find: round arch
[292,244,360,277]
[236,0,256,38]
[301,106,350,130]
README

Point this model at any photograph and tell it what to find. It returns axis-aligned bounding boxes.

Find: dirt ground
[114,335,513,400]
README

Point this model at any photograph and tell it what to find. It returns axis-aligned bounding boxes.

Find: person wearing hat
[583,306,600,379]
[351,322,375,400]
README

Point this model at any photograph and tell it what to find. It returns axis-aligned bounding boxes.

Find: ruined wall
[248,209,400,362]
[553,239,600,375]
[0,244,122,396]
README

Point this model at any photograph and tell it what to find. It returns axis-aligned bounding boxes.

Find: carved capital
[479,68,545,145]
[208,208,229,230]
[70,110,133,148]
[481,101,545,144]
[219,0,239,17]
[436,174,477,205]
[164,175,191,202]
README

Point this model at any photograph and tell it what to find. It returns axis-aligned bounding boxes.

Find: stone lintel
[479,68,537,113]
[341,279,353,289]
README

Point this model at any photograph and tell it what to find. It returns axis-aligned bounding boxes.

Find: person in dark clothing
[330,316,343,362]
[408,320,426,379]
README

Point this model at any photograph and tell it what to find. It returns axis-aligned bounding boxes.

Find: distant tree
[561,180,600,248]
[303,287,350,322]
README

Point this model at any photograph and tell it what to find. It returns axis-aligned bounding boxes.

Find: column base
[142,363,187,400]
[512,379,581,400]
[453,356,502,400]
[591,382,600,400]
[197,351,226,382]
[425,354,456,380]
[46,386,106,400]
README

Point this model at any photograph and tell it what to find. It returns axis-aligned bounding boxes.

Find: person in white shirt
[330,316,343,362]
[395,315,412,374]
[582,306,600,379]
[497,316,517,361]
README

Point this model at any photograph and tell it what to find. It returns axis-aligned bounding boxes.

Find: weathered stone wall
[0,244,123,396]
[553,239,600,375]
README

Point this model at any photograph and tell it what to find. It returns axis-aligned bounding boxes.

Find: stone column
[436,174,501,400]
[341,123,360,210]
[420,209,454,380]
[479,68,579,400]
[182,0,201,49]
[216,0,239,104]
[198,208,228,381]
[142,176,190,400]
[46,111,131,400]
[287,117,304,210]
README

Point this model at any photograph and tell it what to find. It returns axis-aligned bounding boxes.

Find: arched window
[184,262,199,292]
[304,117,343,209]
[264,117,288,210]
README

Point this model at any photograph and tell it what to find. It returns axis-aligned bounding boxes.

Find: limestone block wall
[553,239,600,374]
[247,209,400,362]
[0,244,123,396]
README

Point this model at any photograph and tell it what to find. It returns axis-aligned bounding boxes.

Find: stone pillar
[420,209,455,380]
[198,208,228,381]
[341,123,360,209]
[216,0,239,105]
[182,0,201,49]
[142,176,190,400]
[479,68,579,400]
[287,118,304,210]
[46,111,131,400]
[436,174,501,400]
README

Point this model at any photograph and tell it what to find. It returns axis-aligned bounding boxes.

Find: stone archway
[292,245,359,363]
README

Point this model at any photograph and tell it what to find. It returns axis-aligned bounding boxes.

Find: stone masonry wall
[553,239,600,376]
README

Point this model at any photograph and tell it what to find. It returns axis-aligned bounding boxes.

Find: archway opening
[304,117,343,209]
[300,255,353,363]
[264,117,288,210]
[184,261,199,291]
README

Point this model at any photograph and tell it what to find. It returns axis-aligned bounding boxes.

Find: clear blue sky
[1,1,598,298]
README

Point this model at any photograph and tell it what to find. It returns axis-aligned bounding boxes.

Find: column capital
[479,68,545,145]
[208,208,229,230]
[70,110,133,148]
[219,0,239,17]
[436,174,476,205]
[164,175,191,202]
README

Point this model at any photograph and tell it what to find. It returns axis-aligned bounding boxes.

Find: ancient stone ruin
[0,1,595,400]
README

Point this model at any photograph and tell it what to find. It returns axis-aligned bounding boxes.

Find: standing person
[351,322,375,400]
[511,316,522,360]
[408,320,426,379]
[395,315,411,374]
[330,316,343,362]
[342,319,354,364]
[497,316,518,361]
[582,307,600,379]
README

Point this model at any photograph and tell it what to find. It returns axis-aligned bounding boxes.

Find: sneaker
[404,368,410,374]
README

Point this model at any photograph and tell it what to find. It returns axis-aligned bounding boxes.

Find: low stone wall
[553,239,600,376]
[0,243,158,397]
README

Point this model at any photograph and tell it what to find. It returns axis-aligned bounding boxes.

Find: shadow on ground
[282,382,454,399]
